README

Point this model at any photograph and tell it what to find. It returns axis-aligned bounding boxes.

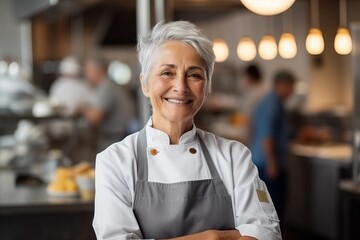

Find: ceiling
[13,0,343,20]
[13,0,245,20]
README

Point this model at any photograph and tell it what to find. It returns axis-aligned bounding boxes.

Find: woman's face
[141,41,207,126]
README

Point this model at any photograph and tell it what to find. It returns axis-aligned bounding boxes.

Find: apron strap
[197,133,222,181]
[136,127,148,180]
[136,127,222,181]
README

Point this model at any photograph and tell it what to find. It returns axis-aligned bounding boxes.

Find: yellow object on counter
[47,162,95,197]
[48,178,78,192]
[55,167,74,180]
[73,162,92,175]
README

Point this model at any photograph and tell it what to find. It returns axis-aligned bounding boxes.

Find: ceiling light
[213,38,229,62]
[279,33,297,59]
[8,62,20,78]
[237,37,257,61]
[0,61,8,76]
[258,35,277,60]
[334,0,352,55]
[306,0,324,55]
[335,28,352,55]
[108,61,132,85]
[306,28,325,55]
[240,0,296,16]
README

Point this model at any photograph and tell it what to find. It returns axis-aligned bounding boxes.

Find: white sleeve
[232,145,282,240]
[93,149,143,240]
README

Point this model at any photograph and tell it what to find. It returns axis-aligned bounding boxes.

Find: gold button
[189,148,197,154]
[149,148,158,156]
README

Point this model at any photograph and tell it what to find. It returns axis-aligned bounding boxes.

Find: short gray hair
[137,21,215,93]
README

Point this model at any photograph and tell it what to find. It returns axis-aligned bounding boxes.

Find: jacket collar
[145,118,197,145]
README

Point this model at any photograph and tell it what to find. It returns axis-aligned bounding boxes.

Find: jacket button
[149,148,158,156]
[189,148,197,154]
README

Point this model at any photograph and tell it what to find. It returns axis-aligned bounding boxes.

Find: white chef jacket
[93,119,282,240]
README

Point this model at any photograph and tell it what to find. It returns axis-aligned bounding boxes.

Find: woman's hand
[166,229,252,240]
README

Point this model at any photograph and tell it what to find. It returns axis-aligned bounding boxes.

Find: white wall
[0,0,22,61]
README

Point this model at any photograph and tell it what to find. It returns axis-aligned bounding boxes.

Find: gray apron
[133,128,235,239]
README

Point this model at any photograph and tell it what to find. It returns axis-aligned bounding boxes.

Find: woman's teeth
[166,98,191,104]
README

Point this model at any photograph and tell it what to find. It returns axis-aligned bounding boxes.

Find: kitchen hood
[12,0,101,19]
[12,0,243,20]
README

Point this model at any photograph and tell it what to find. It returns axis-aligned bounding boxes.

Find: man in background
[80,57,131,152]
[251,70,295,222]
[241,64,266,119]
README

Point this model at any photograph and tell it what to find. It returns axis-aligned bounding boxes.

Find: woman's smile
[164,98,192,105]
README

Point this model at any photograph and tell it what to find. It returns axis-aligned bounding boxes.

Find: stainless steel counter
[0,170,95,240]
[290,143,352,167]
[286,145,352,240]
[0,170,92,209]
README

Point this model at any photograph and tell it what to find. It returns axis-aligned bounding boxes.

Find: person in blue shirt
[251,71,295,222]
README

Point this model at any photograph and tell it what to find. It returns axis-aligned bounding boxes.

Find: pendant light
[213,38,229,62]
[240,0,296,16]
[8,62,20,79]
[279,9,297,59]
[306,0,324,55]
[259,35,278,60]
[0,61,7,76]
[237,37,257,61]
[108,61,132,85]
[279,33,297,59]
[334,0,352,55]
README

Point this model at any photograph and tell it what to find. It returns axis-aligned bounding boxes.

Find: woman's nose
[173,75,189,93]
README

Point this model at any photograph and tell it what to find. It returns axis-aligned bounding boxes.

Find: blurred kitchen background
[1,0,360,239]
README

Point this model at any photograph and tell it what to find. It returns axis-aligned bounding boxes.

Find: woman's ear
[140,74,150,97]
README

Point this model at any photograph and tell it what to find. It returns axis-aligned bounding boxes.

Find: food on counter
[48,167,78,194]
[47,162,95,197]
[72,162,92,175]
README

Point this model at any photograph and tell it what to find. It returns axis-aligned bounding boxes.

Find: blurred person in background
[250,71,295,223]
[241,64,266,120]
[79,57,131,152]
[49,56,94,155]
[50,56,92,117]
[240,64,266,145]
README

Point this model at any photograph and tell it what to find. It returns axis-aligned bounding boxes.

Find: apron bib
[133,128,235,239]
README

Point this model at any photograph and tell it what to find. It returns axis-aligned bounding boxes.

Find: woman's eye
[161,71,174,77]
[188,73,203,79]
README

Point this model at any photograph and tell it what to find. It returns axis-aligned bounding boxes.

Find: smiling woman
[141,41,207,144]
[93,21,282,240]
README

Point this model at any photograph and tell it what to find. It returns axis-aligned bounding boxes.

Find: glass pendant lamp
[279,33,297,59]
[334,0,352,55]
[279,9,297,59]
[259,35,278,60]
[240,0,296,16]
[306,0,325,55]
[237,37,257,61]
[213,38,229,62]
